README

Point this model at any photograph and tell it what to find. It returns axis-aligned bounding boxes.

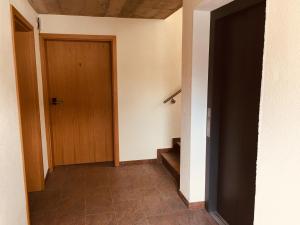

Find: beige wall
[254,0,300,224]
[39,10,183,161]
[0,0,40,224]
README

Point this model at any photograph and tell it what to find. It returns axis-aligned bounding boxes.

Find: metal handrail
[163,89,182,104]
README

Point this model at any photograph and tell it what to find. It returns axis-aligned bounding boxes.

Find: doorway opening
[206,0,266,224]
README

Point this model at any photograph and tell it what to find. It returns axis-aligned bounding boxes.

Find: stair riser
[161,157,180,187]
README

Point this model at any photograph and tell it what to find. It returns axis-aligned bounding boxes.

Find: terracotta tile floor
[29,163,215,225]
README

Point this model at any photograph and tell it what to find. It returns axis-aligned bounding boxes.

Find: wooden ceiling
[28,0,182,19]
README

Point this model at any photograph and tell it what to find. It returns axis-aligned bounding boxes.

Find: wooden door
[13,21,44,192]
[46,40,114,166]
[207,0,266,224]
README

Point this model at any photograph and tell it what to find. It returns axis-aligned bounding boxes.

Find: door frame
[10,5,45,225]
[39,33,120,169]
[205,0,265,222]
[11,6,45,190]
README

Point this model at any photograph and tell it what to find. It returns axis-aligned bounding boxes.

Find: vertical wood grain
[40,34,119,167]
[46,40,114,165]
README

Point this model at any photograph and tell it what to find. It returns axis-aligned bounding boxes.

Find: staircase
[157,138,181,185]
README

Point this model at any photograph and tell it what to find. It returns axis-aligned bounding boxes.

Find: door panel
[14,31,44,192]
[208,1,266,225]
[46,40,113,165]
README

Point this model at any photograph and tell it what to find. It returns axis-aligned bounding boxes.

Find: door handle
[51,97,64,105]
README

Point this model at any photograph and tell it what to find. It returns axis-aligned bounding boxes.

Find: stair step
[161,151,180,175]
[158,138,181,185]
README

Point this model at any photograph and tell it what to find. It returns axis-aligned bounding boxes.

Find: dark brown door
[45,40,114,166]
[206,1,266,224]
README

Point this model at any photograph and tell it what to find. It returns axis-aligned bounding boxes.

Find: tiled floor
[29,162,215,225]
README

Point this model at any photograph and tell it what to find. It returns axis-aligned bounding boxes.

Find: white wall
[39,10,183,161]
[254,0,300,224]
[180,0,232,203]
[0,0,42,224]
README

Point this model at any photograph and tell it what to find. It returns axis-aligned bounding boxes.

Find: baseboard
[120,159,157,166]
[55,161,114,168]
[178,190,205,209]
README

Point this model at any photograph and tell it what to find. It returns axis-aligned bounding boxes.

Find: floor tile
[30,212,56,225]
[86,212,117,225]
[44,167,66,191]
[114,200,148,225]
[85,170,111,189]
[86,187,114,214]
[148,210,212,225]
[142,195,173,217]
[58,191,85,214]
[54,210,85,225]
[29,190,61,213]
[111,186,143,203]
[29,163,215,225]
